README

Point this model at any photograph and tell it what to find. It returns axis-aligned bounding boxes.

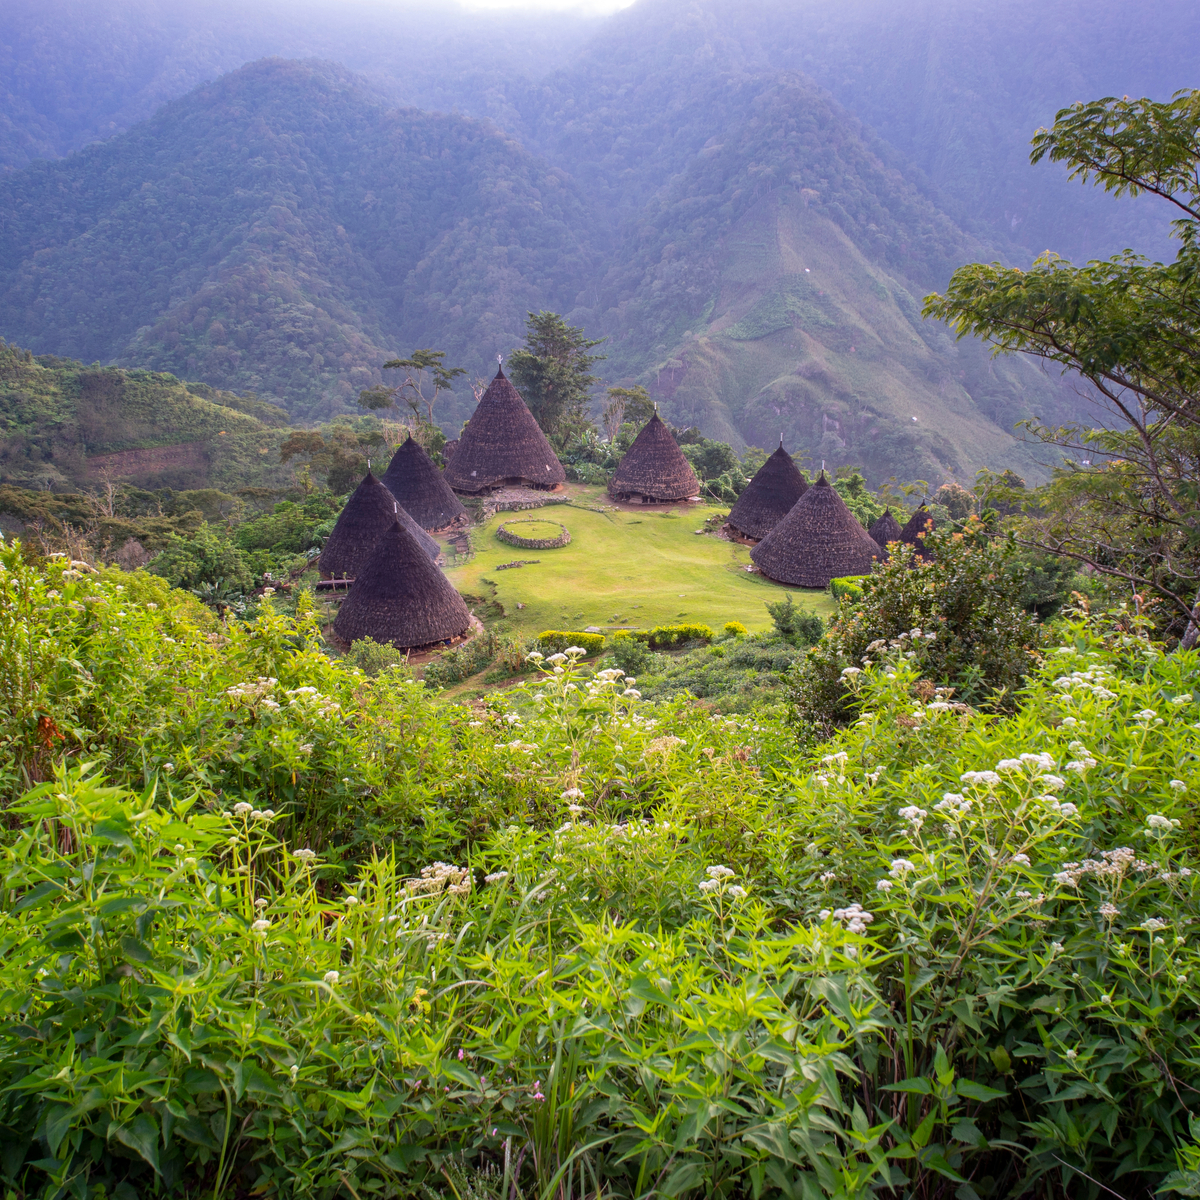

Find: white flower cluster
[961,770,1001,788]
[1052,846,1150,888]
[698,865,745,898]
[1052,665,1117,702]
[226,677,279,706]
[818,902,874,934]
[231,802,276,821]
[405,861,472,896]
[1146,813,1183,836]
[934,792,971,817]
[285,686,340,718]
[888,858,917,879]
[644,735,686,760]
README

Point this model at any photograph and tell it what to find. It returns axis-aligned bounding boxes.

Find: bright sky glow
[457,0,635,12]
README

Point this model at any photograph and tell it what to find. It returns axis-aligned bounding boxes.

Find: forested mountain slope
[0,60,593,423]
[0,340,289,492]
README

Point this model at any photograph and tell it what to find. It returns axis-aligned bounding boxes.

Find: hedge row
[830,575,867,602]
[537,630,606,656]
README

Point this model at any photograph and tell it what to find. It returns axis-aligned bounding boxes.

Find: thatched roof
[868,507,903,551]
[333,520,471,649]
[381,436,467,531]
[442,367,565,494]
[608,414,700,501]
[726,446,807,539]
[900,504,937,559]
[319,471,440,578]
[750,473,882,587]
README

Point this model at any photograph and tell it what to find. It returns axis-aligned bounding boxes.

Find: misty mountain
[0,59,593,424]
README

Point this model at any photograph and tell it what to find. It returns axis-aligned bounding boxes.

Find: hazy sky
[458,0,634,12]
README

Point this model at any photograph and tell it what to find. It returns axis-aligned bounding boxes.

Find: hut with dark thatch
[333,520,471,650]
[726,445,807,540]
[900,504,937,560]
[608,413,700,503]
[868,508,903,554]
[750,473,883,587]
[319,471,440,579]
[381,436,467,531]
[443,367,565,494]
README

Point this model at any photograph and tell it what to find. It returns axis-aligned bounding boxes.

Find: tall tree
[508,312,605,448]
[925,90,1200,642]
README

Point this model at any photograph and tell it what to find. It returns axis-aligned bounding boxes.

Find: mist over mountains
[0,0,1195,484]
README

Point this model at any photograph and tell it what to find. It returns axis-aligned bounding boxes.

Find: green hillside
[0,340,290,491]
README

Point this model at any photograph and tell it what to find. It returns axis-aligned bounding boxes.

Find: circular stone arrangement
[496,518,572,550]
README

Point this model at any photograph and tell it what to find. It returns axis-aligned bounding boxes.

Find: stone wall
[496,520,571,550]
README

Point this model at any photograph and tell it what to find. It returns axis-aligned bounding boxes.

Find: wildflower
[706,865,735,878]
[1011,853,1031,867]
[831,903,874,934]
[1178,975,1189,985]
[1170,780,1187,792]
[546,653,568,665]
[698,879,719,893]
[889,858,917,878]
[898,805,927,825]
[1057,803,1079,818]
[1098,903,1119,921]
[251,919,270,933]
[561,787,584,800]
[728,885,747,899]
[1060,716,1079,728]
[840,666,863,679]
[1147,813,1176,831]
[293,848,318,862]
[1142,918,1169,932]
[290,1065,299,1082]
[183,857,197,869]
[1021,752,1056,770]
[323,970,340,985]
[567,804,584,816]
[805,842,821,856]
[484,871,509,884]
[623,688,642,699]
[233,802,252,816]
[261,809,276,819]
[251,810,264,820]
[996,758,1023,772]
[298,743,313,755]
[1100,994,1111,1003]
[961,770,1001,787]
[1065,760,1096,773]
[345,895,360,905]
[1051,942,1064,953]
[1135,709,1158,721]
[876,879,893,892]
[819,871,837,884]
[163,762,175,774]
[254,897,268,909]
[1065,1049,1078,1062]
[1038,774,1066,791]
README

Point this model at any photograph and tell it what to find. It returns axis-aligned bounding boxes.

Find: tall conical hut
[868,508,903,557]
[443,366,565,494]
[381,435,467,531]
[333,520,472,650]
[726,444,807,541]
[899,504,937,560]
[608,413,700,503]
[319,471,441,579]
[750,473,883,587]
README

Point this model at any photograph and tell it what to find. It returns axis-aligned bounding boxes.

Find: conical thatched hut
[900,504,937,559]
[381,436,467,531]
[333,520,471,650]
[319,471,440,579]
[750,474,883,587]
[443,367,565,494]
[868,507,903,553]
[726,445,807,540]
[608,414,700,503]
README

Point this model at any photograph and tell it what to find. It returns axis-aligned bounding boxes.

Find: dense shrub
[346,635,412,678]
[723,620,748,637]
[537,629,606,656]
[829,574,866,602]
[148,520,255,592]
[423,630,500,688]
[628,622,715,649]
[635,633,804,711]
[609,630,653,674]
[788,518,1044,733]
[765,593,825,644]
[3,581,1200,1200]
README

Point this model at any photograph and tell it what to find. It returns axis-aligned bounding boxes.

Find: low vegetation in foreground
[3,537,1200,1200]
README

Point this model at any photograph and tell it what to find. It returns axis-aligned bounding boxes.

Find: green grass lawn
[442,490,834,637]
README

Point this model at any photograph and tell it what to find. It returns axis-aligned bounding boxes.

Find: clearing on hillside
[443,489,833,635]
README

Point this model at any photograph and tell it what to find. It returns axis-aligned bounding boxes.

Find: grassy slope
[0,341,291,491]
[653,195,1066,485]
[443,489,834,637]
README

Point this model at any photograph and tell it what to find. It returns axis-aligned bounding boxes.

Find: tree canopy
[925,89,1200,642]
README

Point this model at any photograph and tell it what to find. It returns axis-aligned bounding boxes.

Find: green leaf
[113,1113,161,1174]
[912,1112,937,1150]
[93,819,136,850]
[955,1079,1006,1103]
[121,936,153,964]
[13,881,63,913]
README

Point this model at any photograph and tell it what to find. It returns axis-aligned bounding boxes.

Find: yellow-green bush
[537,629,606,656]
[630,622,715,650]
[829,574,867,602]
[723,620,748,638]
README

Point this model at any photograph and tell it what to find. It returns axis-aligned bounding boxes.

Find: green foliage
[0,340,288,492]
[4,552,1200,1199]
[233,493,342,556]
[346,636,413,679]
[536,630,607,657]
[765,593,825,644]
[830,575,866,603]
[148,521,254,594]
[629,622,715,650]
[832,470,884,528]
[507,311,605,448]
[933,479,976,521]
[926,89,1200,632]
[723,620,748,638]
[608,630,652,675]
[422,632,504,689]
[789,519,1044,733]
